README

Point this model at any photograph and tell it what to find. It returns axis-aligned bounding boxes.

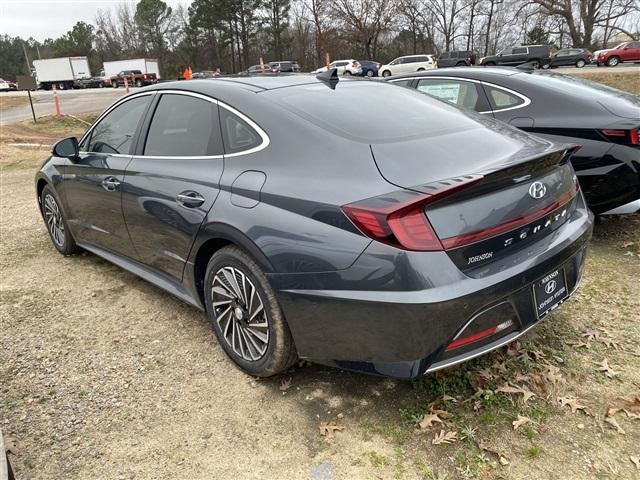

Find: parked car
[596,41,640,66]
[385,67,640,214]
[379,54,435,76]
[0,78,17,91]
[111,70,158,88]
[437,50,477,68]
[359,60,382,77]
[36,76,592,379]
[480,45,552,68]
[268,61,300,73]
[549,48,592,68]
[313,60,362,75]
[244,65,276,74]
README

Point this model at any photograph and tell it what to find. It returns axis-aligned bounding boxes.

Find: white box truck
[103,59,160,79]
[33,56,92,90]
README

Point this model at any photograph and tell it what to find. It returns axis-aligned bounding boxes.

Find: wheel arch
[189,224,275,306]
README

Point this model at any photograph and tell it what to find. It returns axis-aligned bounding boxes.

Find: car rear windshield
[521,71,631,98]
[266,81,479,142]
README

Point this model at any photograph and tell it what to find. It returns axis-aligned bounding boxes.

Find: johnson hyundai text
[35,73,593,379]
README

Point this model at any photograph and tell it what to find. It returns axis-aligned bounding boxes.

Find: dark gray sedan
[386,67,640,214]
[35,74,592,379]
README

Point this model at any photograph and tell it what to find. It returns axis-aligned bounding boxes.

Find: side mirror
[52,137,79,159]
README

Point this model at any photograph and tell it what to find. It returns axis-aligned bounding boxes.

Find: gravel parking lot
[1,72,639,479]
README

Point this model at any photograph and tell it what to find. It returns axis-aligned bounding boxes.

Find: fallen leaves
[558,396,587,414]
[595,359,620,379]
[478,441,510,465]
[279,377,292,391]
[630,456,640,470]
[419,412,444,429]
[512,415,532,430]
[319,422,344,438]
[432,429,457,445]
[496,383,536,404]
[604,413,626,435]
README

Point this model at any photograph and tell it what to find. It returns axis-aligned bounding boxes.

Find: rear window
[267,81,479,142]
[522,71,631,98]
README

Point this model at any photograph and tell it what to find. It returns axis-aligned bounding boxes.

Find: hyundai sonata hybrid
[36,73,593,379]
[385,67,640,214]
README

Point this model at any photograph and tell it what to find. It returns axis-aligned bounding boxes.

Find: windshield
[523,71,631,98]
[266,81,480,143]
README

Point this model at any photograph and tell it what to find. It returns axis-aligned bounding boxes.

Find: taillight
[601,128,639,146]
[445,319,514,351]
[342,176,482,251]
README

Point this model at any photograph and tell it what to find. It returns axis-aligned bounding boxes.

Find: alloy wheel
[211,266,269,362]
[43,193,65,247]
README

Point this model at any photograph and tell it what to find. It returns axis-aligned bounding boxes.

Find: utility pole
[22,41,31,73]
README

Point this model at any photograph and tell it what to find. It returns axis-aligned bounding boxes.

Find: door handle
[101,176,121,192]
[176,191,205,208]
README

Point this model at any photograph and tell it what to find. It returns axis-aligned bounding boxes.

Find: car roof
[388,66,521,81]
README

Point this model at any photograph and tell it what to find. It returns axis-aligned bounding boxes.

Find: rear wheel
[606,56,619,67]
[366,70,374,77]
[41,185,79,256]
[455,61,466,66]
[381,70,391,77]
[417,67,425,71]
[112,81,118,88]
[343,70,351,76]
[483,62,495,66]
[135,79,142,87]
[204,246,297,377]
[576,59,586,68]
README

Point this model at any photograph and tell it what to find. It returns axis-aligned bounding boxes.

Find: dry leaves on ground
[604,409,626,435]
[558,396,587,414]
[419,413,444,429]
[432,430,457,445]
[496,383,536,404]
[478,441,510,465]
[595,359,620,379]
[279,377,292,391]
[630,456,640,470]
[319,422,344,438]
[512,415,532,430]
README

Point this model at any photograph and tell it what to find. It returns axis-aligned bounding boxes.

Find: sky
[0,0,191,42]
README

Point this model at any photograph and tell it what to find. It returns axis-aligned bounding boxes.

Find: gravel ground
[1,116,638,480]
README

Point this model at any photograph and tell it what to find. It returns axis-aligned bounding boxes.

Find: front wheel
[204,246,297,377]
[135,79,142,87]
[606,56,619,67]
[366,70,374,77]
[381,70,391,77]
[483,62,495,66]
[343,70,351,76]
[576,59,586,68]
[112,81,118,88]
[41,185,80,256]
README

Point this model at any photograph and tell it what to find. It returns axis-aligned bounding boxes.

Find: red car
[597,41,640,67]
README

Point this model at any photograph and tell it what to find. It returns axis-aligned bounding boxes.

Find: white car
[379,55,436,77]
[0,78,17,92]
[313,59,363,76]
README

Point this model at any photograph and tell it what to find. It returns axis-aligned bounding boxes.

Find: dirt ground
[1,78,639,480]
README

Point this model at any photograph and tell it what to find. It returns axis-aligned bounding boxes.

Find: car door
[61,93,154,257]
[511,47,528,65]
[121,91,225,281]
[623,41,640,61]
[414,77,492,112]
[552,49,570,66]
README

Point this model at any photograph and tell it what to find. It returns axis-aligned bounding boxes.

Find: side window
[220,107,263,154]
[501,48,513,55]
[513,47,527,55]
[391,79,413,88]
[85,95,151,154]
[416,79,480,110]
[440,52,450,59]
[144,94,223,157]
[485,85,525,110]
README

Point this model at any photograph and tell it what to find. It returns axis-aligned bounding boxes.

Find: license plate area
[533,268,568,318]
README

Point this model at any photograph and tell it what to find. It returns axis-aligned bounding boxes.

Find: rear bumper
[269,196,594,379]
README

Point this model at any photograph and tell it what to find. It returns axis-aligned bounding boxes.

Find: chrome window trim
[79,89,270,159]
[393,75,531,114]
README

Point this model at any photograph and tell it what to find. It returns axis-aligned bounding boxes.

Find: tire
[381,70,391,77]
[343,71,351,76]
[576,59,586,68]
[417,67,425,71]
[455,62,466,67]
[112,81,118,88]
[204,246,297,377]
[58,82,65,90]
[606,56,619,67]
[135,79,142,87]
[531,60,541,69]
[366,70,374,77]
[483,62,495,66]
[40,185,80,256]
[541,62,549,69]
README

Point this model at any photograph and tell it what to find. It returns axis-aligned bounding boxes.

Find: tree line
[1,0,638,80]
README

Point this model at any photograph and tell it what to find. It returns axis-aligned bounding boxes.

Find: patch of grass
[366,450,390,467]
[526,446,542,459]
[399,405,424,427]
[570,71,640,95]
[0,95,31,111]
[519,425,536,440]
[19,113,97,137]
[411,370,474,397]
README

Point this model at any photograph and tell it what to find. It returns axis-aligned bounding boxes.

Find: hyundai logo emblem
[529,181,547,199]
[545,280,557,295]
